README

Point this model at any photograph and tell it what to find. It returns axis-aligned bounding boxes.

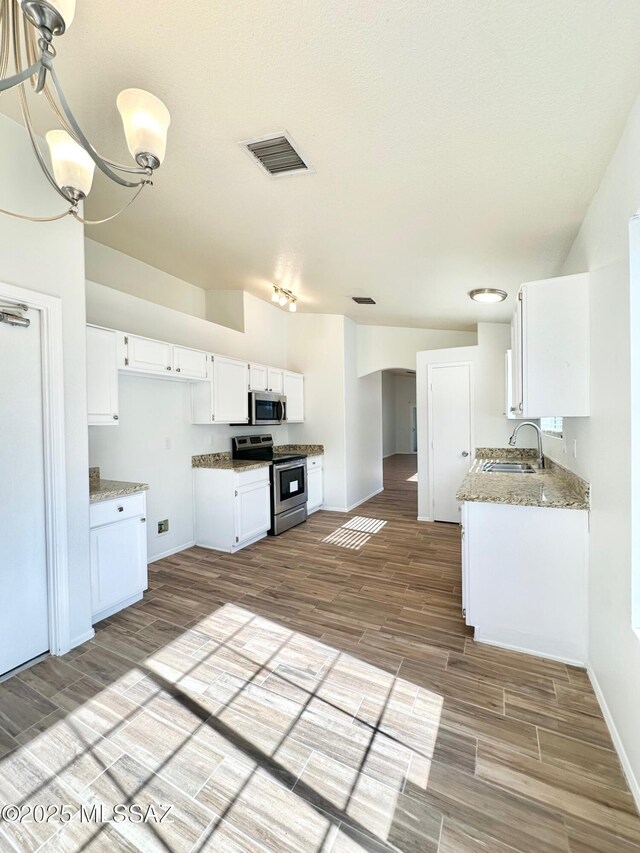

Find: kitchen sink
[481,461,536,474]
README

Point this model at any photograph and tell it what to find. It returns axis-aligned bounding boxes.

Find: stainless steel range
[232,435,308,535]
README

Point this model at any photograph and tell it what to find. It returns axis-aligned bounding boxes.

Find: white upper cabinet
[249,363,268,391]
[214,356,249,423]
[191,355,249,424]
[87,326,119,426]
[267,367,284,394]
[511,273,589,418]
[123,334,173,375]
[284,371,304,422]
[172,345,209,380]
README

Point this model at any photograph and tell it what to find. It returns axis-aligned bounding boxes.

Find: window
[540,417,563,438]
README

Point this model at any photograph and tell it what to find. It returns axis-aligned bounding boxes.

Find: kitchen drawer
[307,455,323,470]
[235,467,270,489]
[90,493,146,528]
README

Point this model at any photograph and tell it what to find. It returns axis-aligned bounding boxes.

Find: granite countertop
[89,468,149,504]
[192,452,270,472]
[273,444,324,458]
[456,448,590,511]
[192,444,324,470]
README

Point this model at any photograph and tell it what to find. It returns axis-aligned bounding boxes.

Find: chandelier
[0,0,170,224]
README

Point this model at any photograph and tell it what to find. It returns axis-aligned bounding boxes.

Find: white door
[429,362,473,523]
[87,326,119,426]
[172,345,209,380]
[235,483,271,544]
[284,371,304,422]
[125,335,173,375]
[267,367,284,394]
[249,363,268,391]
[214,356,249,423]
[0,307,49,675]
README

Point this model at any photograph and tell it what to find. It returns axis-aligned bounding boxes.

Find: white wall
[416,323,534,520]
[0,115,92,647]
[541,91,640,804]
[382,373,397,457]
[287,314,348,510]
[344,320,383,509]
[85,239,207,319]
[358,324,477,376]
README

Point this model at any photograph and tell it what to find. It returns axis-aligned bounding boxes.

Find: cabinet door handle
[113,414,119,420]
[141,517,146,522]
[117,506,124,512]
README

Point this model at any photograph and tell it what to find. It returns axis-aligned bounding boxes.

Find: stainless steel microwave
[248,391,287,425]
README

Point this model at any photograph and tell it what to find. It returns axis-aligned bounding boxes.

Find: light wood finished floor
[0,454,638,852]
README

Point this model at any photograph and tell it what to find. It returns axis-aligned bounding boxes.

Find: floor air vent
[352,297,376,305]
[241,133,312,177]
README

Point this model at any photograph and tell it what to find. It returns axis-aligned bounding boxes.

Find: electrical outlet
[157,519,169,535]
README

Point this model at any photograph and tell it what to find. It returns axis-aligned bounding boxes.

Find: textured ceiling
[4,0,640,329]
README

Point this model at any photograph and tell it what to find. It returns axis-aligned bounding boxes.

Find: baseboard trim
[418,515,434,523]
[67,628,95,652]
[588,663,640,812]
[323,487,385,514]
[473,635,585,668]
[148,541,196,563]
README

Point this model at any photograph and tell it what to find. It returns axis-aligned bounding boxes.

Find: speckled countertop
[192,444,324,471]
[274,444,324,457]
[89,468,149,504]
[192,452,270,472]
[456,449,590,511]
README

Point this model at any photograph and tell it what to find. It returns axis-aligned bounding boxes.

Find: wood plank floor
[0,454,638,851]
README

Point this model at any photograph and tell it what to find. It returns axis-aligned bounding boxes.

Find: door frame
[0,281,71,657]
[427,361,475,522]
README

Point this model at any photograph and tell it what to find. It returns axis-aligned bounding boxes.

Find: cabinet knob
[509,407,516,413]
[166,366,172,371]
[113,414,119,420]
[176,367,181,373]
[462,451,469,457]
[141,517,146,522]
[117,506,124,512]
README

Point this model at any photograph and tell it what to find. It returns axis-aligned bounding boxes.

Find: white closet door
[0,307,49,675]
[429,362,473,523]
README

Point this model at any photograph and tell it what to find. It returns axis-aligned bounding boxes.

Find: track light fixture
[271,285,298,313]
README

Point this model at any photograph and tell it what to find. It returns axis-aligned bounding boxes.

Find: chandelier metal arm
[46,62,146,189]
[71,182,147,226]
[0,56,41,91]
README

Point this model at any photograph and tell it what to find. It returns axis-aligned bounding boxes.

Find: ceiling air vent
[351,297,376,305]
[240,132,312,178]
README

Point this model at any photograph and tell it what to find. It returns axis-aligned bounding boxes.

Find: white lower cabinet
[194,466,271,552]
[90,493,148,623]
[461,501,588,664]
[307,456,323,513]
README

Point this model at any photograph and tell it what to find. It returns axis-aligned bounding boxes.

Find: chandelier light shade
[0,0,170,224]
[46,129,95,199]
[117,88,171,168]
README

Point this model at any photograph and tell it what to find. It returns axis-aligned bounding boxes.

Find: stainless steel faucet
[509,422,544,469]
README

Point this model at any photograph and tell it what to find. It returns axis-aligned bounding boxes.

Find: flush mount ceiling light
[271,285,298,313]
[469,288,508,304]
[0,0,170,224]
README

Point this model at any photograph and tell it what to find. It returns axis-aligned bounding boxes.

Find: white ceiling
[6,0,640,329]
